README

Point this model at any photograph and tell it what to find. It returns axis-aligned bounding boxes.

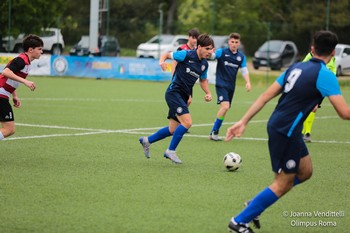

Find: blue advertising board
[51,56,172,81]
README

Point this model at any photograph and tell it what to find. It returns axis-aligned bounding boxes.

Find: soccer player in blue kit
[139,34,214,164]
[209,32,251,141]
[225,30,350,233]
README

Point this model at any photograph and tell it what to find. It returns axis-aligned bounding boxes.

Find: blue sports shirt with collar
[213,48,247,89]
[268,58,341,137]
[168,50,209,97]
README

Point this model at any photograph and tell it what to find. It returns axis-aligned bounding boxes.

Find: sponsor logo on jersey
[186,68,200,78]
[224,61,239,68]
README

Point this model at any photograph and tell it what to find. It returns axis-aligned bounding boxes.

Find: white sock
[0,131,4,140]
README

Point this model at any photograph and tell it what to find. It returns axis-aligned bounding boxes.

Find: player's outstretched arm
[328,95,350,120]
[225,120,246,141]
[225,81,282,141]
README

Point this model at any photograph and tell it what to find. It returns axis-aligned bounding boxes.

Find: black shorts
[165,91,189,123]
[216,86,234,105]
[267,127,309,174]
[0,98,14,122]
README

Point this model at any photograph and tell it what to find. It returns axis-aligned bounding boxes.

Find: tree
[0,0,65,38]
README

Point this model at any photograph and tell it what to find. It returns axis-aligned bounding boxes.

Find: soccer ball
[223,152,242,171]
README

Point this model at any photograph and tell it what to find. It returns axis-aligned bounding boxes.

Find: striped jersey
[0,53,31,99]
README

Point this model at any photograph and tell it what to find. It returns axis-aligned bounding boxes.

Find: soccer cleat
[303,133,311,143]
[209,130,222,141]
[139,137,151,158]
[244,200,261,229]
[164,149,182,164]
[228,219,254,233]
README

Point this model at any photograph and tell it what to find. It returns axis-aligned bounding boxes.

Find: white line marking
[21,98,164,103]
[4,116,347,144]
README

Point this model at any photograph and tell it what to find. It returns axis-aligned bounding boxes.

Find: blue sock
[235,187,279,224]
[148,127,171,144]
[211,117,224,133]
[169,125,188,151]
[293,176,301,186]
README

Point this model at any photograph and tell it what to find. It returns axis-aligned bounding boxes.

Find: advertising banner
[1,53,216,83]
[51,56,173,81]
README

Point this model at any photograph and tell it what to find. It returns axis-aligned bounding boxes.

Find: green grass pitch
[0,76,349,233]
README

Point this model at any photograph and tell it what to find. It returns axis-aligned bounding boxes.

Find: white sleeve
[241,67,249,77]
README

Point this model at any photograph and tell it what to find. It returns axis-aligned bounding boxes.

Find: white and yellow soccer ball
[223,152,242,171]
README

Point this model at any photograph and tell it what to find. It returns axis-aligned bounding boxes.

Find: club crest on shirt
[201,65,205,71]
[177,107,183,114]
[237,56,242,62]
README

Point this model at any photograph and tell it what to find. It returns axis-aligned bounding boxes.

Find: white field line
[21,97,165,103]
[20,97,339,108]
[5,116,349,144]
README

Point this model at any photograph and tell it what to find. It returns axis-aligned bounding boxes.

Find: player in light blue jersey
[139,34,214,164]
[225,31,350,233]
[209,33,251,141]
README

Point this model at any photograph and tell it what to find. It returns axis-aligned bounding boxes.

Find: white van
[335,44,350,76]
[136,34,188,59]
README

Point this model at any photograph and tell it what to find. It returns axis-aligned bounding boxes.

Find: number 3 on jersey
[284,68,302,93]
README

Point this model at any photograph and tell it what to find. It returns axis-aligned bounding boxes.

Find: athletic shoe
[244,200,261,229]
[209,130,222,141]
[164,149,182,164]
[303,133,311,143]
[228,219,254,233]
[139,137,151,158]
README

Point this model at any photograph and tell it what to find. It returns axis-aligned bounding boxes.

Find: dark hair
[313,30,338,56]
[197,33,214,47]
[229,32,240,40]
[188,28,200,39]
[22,34,44,52]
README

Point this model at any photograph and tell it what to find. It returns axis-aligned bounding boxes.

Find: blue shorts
[165,91,189,123]
[0,98,14,122]
[267,127,309,173]
[216,86,234,105]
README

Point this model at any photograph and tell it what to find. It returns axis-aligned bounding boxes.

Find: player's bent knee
[301,170,313,182]
[222,106,230,112]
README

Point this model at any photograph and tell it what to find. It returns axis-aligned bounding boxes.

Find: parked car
[136,34,188,59]
[212,35,245,52]
[1,28,65,55]
[253,40,299,70]
[335,44,350,76]
[69,35,121,57]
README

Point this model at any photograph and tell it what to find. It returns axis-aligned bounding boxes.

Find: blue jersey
[268,58,341,137]
[214,48,247,89]
[167,50,209,97]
